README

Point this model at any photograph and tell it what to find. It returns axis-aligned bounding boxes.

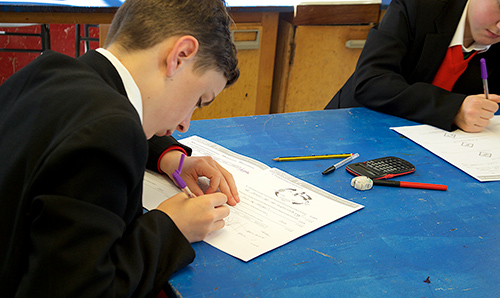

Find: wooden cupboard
[272,2,381,113]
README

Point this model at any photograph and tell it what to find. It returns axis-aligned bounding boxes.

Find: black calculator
[345,156,415,179]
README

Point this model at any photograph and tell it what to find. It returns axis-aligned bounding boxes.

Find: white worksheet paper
[391,116,500,182]
[142,136,364,262]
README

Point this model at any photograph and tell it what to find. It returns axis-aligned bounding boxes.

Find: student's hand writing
[156,192,229,242]
[159,150,240,206]
[454,94,500,132]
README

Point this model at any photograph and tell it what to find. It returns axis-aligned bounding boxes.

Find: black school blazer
[0,50,194,297]
[327,0,500,131]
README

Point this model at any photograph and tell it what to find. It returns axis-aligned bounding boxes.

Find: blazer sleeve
[16,115,194,297]
[147,136,193,172]
[350,0,466,131]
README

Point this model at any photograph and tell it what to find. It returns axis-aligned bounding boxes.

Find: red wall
[0,24,99,84]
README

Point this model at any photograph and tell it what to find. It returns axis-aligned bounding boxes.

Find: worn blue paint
[169,108,500,297]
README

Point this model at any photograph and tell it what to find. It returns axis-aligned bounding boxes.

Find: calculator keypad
[345,156,415,179]
[366,158,412,174]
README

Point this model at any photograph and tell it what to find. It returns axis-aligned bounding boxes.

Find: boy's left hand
[159,150,240,206]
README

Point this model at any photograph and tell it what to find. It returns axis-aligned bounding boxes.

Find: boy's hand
[159,150,240,206]
[156,192,229,242]
[454,94,500,132]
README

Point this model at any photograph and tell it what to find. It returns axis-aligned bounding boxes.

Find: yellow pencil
[272,153,353,162]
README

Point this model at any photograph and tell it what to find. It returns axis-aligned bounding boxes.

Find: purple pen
[172,154,196,198]
[480,58,489,99]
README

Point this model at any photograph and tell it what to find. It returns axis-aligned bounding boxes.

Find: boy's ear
[165,36,199,77]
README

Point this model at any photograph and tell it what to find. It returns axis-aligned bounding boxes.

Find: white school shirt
[96,48,143,124]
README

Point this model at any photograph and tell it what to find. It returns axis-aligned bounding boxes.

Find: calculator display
[345,156,415,179]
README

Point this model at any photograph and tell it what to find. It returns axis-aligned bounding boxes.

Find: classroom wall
[0,24,99,84]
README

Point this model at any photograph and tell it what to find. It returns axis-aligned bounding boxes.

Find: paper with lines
[391,116,500,182]
[143,136,363,262]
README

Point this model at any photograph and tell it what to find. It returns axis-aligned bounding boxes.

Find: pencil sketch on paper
[479,152,492,158]
[141,135,365,261]
[462,142,473,148]
[275,188,312,205]
[224,207,270,242]
[174,136,363,261]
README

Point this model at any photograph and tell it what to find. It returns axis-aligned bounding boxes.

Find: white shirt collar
[95,48,143,124]
[450,0,490,53]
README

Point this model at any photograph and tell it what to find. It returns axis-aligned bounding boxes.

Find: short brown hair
[105,0,239,86]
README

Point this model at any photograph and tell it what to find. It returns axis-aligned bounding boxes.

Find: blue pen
[480,58,489,99]
[172,154,196,198]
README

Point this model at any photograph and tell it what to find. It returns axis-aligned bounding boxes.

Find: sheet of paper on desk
[391,115,500,182]
[142,136,364,262]
[142,170,181,210]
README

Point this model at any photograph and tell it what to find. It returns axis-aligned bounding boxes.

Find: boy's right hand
[155,192,230,243]
[454,94,500,132]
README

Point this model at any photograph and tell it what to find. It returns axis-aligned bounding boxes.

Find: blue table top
[169,108,500,297]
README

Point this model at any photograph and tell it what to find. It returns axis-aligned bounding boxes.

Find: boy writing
[0,0,239,296]
[326,0,500,132]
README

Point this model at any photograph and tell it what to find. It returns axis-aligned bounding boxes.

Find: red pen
[373,179,447,191]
